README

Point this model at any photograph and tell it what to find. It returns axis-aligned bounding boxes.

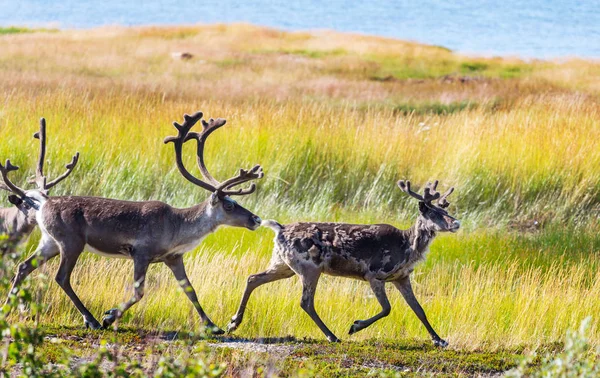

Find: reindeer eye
[223,201,235,212]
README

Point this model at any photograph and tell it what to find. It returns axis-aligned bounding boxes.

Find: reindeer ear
[8,195,23,206]
[418,201,428,214]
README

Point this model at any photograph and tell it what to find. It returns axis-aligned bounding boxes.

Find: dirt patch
[209,340,299,357]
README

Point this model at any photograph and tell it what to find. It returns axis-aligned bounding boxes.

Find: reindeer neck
[407,217,437,254]
[172,201,221,244]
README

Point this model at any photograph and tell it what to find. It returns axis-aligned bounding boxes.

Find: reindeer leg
[54,241,101,330]
[102,255,150,329]
[349,279,391,335]
[163,255,223,335]
[298,267,339,342]
[4,236,59,309]
[393,276,447,347]
[227,260,295,333]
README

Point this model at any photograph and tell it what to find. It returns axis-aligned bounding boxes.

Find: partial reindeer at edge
[0,118,79,253]
[228,180,459,346]
[2,111,263,334]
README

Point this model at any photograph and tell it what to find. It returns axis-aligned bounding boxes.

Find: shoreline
[1,22,599,62]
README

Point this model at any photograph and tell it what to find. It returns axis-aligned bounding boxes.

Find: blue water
[1,0,599,59]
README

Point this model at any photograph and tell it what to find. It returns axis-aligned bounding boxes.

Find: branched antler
[164,111,218,192]
[34,118,80,192]
[438,187,454,209]
[0,160,27,198]
[165,111,263,197]
[216,165,264,196]
[1,117,79,199]
[398,180,454,211]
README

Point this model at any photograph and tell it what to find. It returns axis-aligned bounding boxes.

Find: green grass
[253,48,347,58]
[393,100,478,115]
[0,26,57,35]
[460,62,489,73]
[283,48,347,58]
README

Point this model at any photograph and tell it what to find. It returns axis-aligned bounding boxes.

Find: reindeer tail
[261,219,284,233]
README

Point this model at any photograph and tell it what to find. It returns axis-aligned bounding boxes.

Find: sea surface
[0,0,599,59]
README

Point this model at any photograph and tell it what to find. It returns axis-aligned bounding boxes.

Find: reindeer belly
[277,243,370,280]
[322,253,369,280]
[85,240,135,259]
[86,244,133,259]
[163,238,205,259]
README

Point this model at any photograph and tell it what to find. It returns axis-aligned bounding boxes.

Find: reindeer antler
[34,118,80,192]
[216,165,264,196]
[0,178,10,193]
[0,160,27,198]
[438,187,454,209]
[165,111,263,197]
[398,179,454,211]
[184,116,228,187]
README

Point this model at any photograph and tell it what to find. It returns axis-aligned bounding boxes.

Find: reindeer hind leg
[227,257,295,333]
[102,254,150,329]
[297,266,340,342]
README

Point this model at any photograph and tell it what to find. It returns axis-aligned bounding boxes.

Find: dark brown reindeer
[227,180,459,346]
[3,111,263,333]
[0,118,79,252]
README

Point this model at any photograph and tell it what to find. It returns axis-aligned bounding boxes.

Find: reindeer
[0,118,79,253]
[227,180,459,346]
[2,111,263,333]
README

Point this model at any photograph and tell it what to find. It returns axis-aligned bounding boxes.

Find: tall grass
[24,227,600,350]
[0,24,599,349]
[1,90,598,225]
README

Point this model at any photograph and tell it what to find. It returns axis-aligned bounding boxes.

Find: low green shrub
[507,317,600,377]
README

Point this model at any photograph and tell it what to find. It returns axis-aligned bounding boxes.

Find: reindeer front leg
[164,255,224,335]
[54,239,102,330]
[349,279,391,335]
[393,276,448,347]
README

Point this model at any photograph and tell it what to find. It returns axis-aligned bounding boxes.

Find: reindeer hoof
[102,308,119,328]
[84,318,102,330]
[433,338,448,348]
[348,320,361,335]
[226,321,239,333]
[212,328,225,335]
[327,335,341,343]
[205,324,225,336]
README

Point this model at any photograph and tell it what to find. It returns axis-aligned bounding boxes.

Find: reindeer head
[1,118,79,222]
[398,180,460,233]
[165,112,263,231]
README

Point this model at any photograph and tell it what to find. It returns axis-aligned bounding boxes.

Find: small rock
[171,52,193,60]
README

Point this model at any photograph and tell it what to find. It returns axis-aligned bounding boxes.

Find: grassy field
[0,23,599,374]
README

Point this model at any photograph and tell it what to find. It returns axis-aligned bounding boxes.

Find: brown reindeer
[3,111,263,333]
[0,118,79,253]
[227,180,459,346]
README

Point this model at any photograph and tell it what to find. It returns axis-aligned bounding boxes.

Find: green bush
[507,317,600,377]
